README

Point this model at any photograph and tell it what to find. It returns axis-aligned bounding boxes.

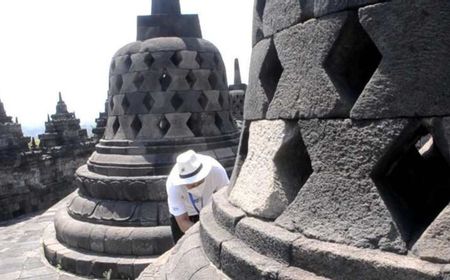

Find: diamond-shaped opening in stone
[133,73,145,89]
[323,12,382,107]
[109,97,115,112]
[255,29,264,42]
[159,70,172,91]
[259,39,283,104]
[256,0,266,19]
[372,126,450,248]
[143,93,155,112]
[144,53,154,68]
[195,53,204,67]
[214,112,224,133]
[124,56,132,70]
[115,75,124,91]
[186,70,197,89]
[171,93,184,111]
[170,52,183,66]
[158,115,170,136]
[273,122,313,211]
[208,72,220,90]
[187,113,202,137]
[112,117,120,135]
[121,95,130,113]
[130,115,142,138]
[198,92,208,110]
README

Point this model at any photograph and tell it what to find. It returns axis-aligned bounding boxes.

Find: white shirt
[166,155,229,217]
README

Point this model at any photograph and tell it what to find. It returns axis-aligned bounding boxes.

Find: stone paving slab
[0,193,91,280]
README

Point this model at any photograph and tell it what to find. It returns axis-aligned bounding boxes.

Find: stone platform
[0,194,89,280]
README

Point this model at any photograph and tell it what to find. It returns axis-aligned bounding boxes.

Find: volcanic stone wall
[0,147,93,221]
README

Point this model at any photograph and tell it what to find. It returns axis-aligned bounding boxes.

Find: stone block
[131,202,158,226]
[158,202,171,226]
[351,0,450,118]
[131,226,173,256]
[229,120,312,220]
[276,119,416,253]
[252,0,264,47]
[278,267,329,280]
[313,0,385,18]
[267,12,363,119]
[211,188,246,233]
[262,0,306,37]
[235,217,300,264]
[89,225,107,253]
[244,38,272,120]
[104,227,133,255]
[291,237,442,280]
[199,204,234,267]
[220,239,284,280]
[412,205,450,263]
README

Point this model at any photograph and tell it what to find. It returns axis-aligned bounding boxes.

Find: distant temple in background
[39,92,89,149]
[0,94,94,221]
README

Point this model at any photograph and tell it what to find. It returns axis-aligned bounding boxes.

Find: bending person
[166,150,229,243]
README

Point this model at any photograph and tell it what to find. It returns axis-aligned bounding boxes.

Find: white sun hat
[171,150,212,185]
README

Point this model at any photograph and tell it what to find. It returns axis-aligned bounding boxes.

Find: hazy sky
[0,0,253,133]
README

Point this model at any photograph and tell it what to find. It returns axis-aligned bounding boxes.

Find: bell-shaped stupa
[139,0,450,279]
[43,0,239,279]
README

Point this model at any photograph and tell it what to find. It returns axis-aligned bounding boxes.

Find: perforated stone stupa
[43,0,239,278]
[229,59,247,122]
[140,1,450,279]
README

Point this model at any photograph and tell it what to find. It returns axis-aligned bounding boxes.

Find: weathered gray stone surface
[0,195,88,280]
[235,217,300,264]
[138,224,230,280]
[276,119,410,253]
[267,12,359,119]
[243,38,272,120]
[211,189,246,233]
[199,204,234,267]
[291,236,446,280]
[220,239,284,280]
[229,120,311,220]
[351,0,450,119]
[261,0,305,37]
[412,205,450,263]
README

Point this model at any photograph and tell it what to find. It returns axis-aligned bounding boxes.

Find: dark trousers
[170,215,199,243]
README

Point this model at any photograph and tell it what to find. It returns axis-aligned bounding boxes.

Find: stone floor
[0,194,89,280]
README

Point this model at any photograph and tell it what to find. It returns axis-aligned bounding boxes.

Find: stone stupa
[0,98,29,162]
[43,0,239,278]
[39,92,88,149]
[228,58,247,122]
[139,0,450,279]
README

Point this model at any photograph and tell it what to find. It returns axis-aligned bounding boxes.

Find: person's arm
[174,213,195,232]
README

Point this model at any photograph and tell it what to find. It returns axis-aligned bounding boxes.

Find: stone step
[43,224,157,279]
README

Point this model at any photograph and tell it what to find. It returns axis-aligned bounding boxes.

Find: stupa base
[43,224,160,279]
[139,189,450,280]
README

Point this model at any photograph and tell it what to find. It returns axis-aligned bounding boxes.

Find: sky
[0,0,253,135]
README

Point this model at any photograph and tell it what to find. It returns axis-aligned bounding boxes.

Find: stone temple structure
[0,98,29,162]
[43,0,239,278]
[0,97,94,221]
[92,99,108,141]
[228,59,247,122]
[39,92,89,149]
[139,1,450,279]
